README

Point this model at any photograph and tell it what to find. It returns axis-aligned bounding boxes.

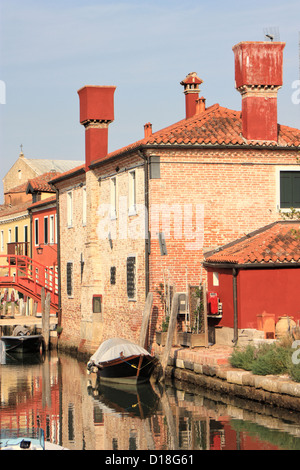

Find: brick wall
[56,145,299,354]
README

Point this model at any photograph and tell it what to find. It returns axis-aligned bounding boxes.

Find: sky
[0,0,299,202]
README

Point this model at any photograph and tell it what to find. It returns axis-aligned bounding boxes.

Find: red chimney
[180,73,203,119]
[78,85,116,170]
[232,41,285,142]
[144,122,152,138]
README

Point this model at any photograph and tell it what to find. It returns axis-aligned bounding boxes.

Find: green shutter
[280,172,300,208]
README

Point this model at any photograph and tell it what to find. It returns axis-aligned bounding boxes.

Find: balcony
[7,242,29,264]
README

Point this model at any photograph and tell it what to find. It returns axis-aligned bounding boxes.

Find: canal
[1,350,300,451]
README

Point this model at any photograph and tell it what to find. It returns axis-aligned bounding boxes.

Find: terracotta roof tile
[91,103,300,167]
[205,222,300,265]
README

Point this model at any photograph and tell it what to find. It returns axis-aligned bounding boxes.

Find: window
[66,262,73,297]
[280,171,300,209]
[110,177,117,219]
[8,229,11,243]
[82,186,87,225]
[15,226,18,243]
[49,215,54,244]
[44,217,48,244]
[0,231,3,252]
[67,191,73,227]
[126,256,136,300]
[213,272,219,287]
[34,219,39,246]
[92,295,102,314]
[128,170,136,215]
[110,266,116,285]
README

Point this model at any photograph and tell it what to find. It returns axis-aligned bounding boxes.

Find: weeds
[229,337,300,382]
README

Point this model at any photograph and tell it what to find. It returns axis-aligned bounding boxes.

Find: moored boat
[87,337,158,384]
[0,326,45,354]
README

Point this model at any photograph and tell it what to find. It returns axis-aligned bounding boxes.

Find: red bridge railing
[0,254,58,308]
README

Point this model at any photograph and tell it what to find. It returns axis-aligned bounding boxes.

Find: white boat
[0,429,68,450]
[87,337,158,384]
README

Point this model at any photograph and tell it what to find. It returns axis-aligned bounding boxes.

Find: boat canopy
[90,338,151,365]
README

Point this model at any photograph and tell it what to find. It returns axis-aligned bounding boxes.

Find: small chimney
[196,96,206,114]
[144,122,152,138]
[180,72,203,119]
[78,85,116,170]
[232,41,285,142]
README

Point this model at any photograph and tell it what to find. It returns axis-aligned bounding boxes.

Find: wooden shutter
[127,256,136,299]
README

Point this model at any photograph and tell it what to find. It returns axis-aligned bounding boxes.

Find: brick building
[51,41,300,355]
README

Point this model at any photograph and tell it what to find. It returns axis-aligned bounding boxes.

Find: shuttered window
[280,171,300,208]
[67,262,73,297]
[126,256,136,299]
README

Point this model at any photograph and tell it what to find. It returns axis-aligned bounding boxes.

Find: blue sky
[0,0,299,200]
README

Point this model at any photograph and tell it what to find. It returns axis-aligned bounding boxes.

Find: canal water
[1,350,300,451]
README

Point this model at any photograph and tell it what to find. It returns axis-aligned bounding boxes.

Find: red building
[204,221,300,343]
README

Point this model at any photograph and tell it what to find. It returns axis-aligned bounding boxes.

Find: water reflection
[0,350,300,450]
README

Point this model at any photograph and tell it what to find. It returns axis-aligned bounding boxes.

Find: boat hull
[96,354,157,385]
[0,335,45,354]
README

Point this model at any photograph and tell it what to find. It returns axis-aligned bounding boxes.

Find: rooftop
[205,221,300,265]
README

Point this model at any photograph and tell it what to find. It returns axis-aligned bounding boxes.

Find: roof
[49,102,300,182]
[90,103,300,166]
[24,158,84,175]
[26,171,59,193]
[0,202,31,219]
[27,195,57,211]
[204,221,300,265]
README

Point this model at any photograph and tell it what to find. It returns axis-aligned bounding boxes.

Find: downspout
[55,187,62,324]
[137,150,150,297]
[232,267,238,345]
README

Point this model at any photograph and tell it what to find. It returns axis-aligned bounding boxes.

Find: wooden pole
[43,292,51,351]
[203,281,209,347]
[161,293,179,380]
[139,292,153,350]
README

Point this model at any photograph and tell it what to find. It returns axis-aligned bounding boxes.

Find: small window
[49,215,54,244]
[0,231,4,252]
[44,217,48,244]
[127,256,136,300]
[128,170,136,215]
[280,171,300,209]
[34,219,39,246]
[93,295,102,314]
[15,226,18,243]
[82,186,87,225]
[110,177,117,219]
[110,266,116,285]
[67,262,73,297]
[8,229,11,243]
[213,272,219,287]
[67,191,73,227]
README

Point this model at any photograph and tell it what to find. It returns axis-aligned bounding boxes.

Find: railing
[7,242,29,257]
[0,254,58,307]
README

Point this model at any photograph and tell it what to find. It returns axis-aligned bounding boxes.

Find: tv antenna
[263,26,280,42]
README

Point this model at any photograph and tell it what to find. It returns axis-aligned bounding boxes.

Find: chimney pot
[232,41,285,142]
[144,122,152,138]
[180,73,203,119]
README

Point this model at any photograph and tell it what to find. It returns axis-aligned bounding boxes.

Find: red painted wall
[32,206,57,269]
[207,266,300,330]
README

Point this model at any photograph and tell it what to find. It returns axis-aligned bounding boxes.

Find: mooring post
[161,293,179,380]
[42,291,50,351]
[139,292,153,350]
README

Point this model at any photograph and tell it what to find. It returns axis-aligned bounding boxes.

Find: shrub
[229,345,256,370]
[251,344,291,376]
[288,363,300,382]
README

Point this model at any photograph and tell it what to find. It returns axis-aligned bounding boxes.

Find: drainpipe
[54,187,62,324]
[137,150,150,297]
[232,267,238,345]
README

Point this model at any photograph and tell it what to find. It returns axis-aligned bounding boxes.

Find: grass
[229,330,300,382]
